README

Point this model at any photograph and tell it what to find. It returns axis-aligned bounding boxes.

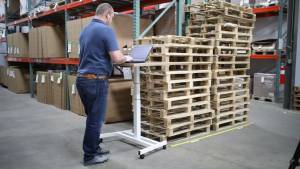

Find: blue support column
[176,0,183,36]
[29,63,34,98]
[185,0,191,35]
[133,0,141,40]
[65,0,70,110]
[275,0,284,102]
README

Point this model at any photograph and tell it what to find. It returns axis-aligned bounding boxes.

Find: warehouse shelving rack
[1,0,190,158]
[2,0,188,98]
[250,1,287,102]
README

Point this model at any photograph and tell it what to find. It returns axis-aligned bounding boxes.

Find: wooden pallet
[234,62,250,69]
[237,34,253,42]
[212,113,249,131]
[141,87,210,100]
[142,121,193,138]
[211,82,235,91]
[212,103,235,115]
[140,81,211,93]
[140,63,212,74]
[141,107,214,119]
[213,62,250,71]
[138,36,214,46]
[142,124,211,142]
[293,105,300,111]
[235,94,250,103]
[213,62,235,70]
[203,32,238,41]
[142,110,212,142]
[215,39,236,47]
[212,69,248,78]
[150,44,213,56]
[141,106,190,118]
[141,94,210,110]
[205,16,255,28]
[196,24,238,34]
[236,41,251,48]
[235,55,250,62]
[148,53,213,63]
[212,76,235,85]
[253,96,275,102]
[252,50,277,55]
[141,71,211,82]
[238,26,253,35]
[236,47,251,55]
[215,46,237,55]
[235,102,250,111]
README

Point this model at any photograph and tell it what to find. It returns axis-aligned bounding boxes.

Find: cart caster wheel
[99,138,103,143]
[163,145,167,150]
[139,154,145,159]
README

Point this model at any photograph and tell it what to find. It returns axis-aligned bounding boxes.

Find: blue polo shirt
[78,19,119,76]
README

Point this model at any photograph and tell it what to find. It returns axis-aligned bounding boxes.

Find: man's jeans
[76,77,108,161]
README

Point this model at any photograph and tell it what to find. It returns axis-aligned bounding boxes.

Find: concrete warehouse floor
[0,86,299,169]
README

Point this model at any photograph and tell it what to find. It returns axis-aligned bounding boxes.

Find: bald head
[95,3,114,16]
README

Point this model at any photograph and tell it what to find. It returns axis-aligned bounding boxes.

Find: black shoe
[83,155,109,166]
[97,147,110,155]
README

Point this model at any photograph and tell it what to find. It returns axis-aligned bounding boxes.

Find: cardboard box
[40,26,65,58]
[68,75,85,116]
[67,76,133,123]
[10,32,29,57]
[36,71,52,104]
[66,15,153,58]
[0,66,3,84]
[6,67,29,93]
[51,72,67,109]
[1,67,8,87]
[82,15,153,48]
[106,79,132,123]
[66,19,82,58]
[29,28,39,58]
[16,32,29,57]
[7,34,14,57]
[29,26,65,58]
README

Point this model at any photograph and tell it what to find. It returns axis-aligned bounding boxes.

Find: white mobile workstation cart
[100,63,167,159]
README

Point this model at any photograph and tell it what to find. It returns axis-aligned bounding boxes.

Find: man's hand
[124,55,133,62]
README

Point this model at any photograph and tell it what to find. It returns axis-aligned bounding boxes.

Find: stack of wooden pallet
[186,0,255,131]
[137,35,215,141]
[294,86,300,111]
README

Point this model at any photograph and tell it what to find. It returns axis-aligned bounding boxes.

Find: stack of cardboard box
[6,67,29,93]
[0,66,4,85]
[106,79,133,123]
[68,75,85,116]
[36,71,53,104]
[29,26,65,58]
[67,75,133,123]
[1,66,8,87]
[7,32,29,57]
[66,14,153,58]
[50,72,67,109]
[35,71,66,109]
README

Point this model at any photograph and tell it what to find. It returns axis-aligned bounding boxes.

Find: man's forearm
[113,56,126,64]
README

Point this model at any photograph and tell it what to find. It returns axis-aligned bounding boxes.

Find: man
[76,3,132,166]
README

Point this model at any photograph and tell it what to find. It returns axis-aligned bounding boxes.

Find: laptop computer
[129,45,153,63]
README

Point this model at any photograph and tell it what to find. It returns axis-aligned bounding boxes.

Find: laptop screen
[131,45,153,62]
